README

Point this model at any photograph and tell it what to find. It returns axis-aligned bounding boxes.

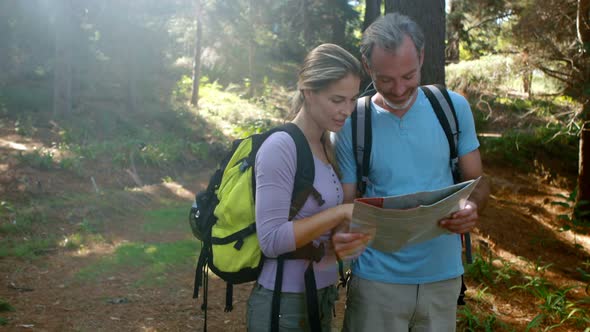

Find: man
[332,13,490,332]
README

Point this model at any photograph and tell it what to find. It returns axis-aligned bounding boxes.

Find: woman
[246,43,369,331]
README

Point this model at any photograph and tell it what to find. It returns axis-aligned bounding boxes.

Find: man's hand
[331,232,372,261]
[439,201,479,234]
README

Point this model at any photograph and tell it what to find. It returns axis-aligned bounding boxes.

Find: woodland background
[1,0,590,331]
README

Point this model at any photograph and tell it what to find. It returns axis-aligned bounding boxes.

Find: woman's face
[304,74,360,132]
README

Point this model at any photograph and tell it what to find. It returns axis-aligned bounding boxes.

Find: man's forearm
[469,175,490,212]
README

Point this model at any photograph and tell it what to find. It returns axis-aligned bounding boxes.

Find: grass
[0,298,13,326]
[75,240,199,285]
[0,237,56,259]
[0,204,46,236]
[0,299,14,312]
[143,205,189,234]
[57,196,208,287]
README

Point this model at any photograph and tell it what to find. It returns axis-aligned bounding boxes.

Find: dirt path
[1,164,589,331]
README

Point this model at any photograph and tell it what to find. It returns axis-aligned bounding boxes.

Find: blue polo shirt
[334,88,480,284]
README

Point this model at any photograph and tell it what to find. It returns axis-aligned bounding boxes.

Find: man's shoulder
[446,89,467,101]
[441,89,471,113]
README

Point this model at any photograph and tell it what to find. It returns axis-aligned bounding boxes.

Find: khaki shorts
[343,275,462,332]
[246,283,339,332]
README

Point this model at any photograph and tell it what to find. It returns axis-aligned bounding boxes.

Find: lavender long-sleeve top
[255,131,343,292]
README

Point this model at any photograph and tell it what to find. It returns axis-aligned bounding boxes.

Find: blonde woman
[246,44,370,331]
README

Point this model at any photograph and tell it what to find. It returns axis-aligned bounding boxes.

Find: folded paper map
[350,177,481,253]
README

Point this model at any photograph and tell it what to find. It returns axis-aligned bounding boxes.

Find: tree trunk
[190,0,203,107]
[331,0,346,45]
[577,119,590,221]
[303,0,312,49]
[445,0,461,63]
[364,0,382,32]
[384,0,446,85]
[126,50,138,113]
[246,0,257,97]
[53,0,73,116]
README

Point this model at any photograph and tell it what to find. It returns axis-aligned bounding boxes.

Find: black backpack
[351,84,471,305]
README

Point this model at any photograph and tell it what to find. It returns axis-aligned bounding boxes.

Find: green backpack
[189,123,326,331]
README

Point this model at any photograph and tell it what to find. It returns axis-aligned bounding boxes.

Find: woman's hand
[331,204,372,260]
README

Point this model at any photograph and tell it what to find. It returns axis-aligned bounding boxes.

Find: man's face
[365,35,423,111]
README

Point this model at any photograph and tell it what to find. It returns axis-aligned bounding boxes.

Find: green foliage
[233,118,274,137]
[17,147,84,174]
[0,205,46,236]
[479,124,578,173]
[481,112,581,179]
[61,219,104,251]
[0,201,15,224]
[57,125,203,168]
[0,299,14,312]
[511,0,590,109]
[14,115,35,137]
[188,142,210,160]
[0,298,13,326]
[446,55,517,95]
[457,306,511,332]
[449,0,514,59]
[17,150,55,170]
[551,189,590,238]
[511,274,590,330]
[172,75,193,101]
[201,0,360,87]
[58,155,83,174]
[0,85,52,114]
[466,252,517,284]
[197,79,284,139]
[446,55,565,97]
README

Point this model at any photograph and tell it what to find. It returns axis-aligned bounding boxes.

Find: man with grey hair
[332,13,489,331]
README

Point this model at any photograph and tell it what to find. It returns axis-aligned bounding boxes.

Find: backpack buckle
[239,159,250,172]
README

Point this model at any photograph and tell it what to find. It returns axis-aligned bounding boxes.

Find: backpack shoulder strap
[351,96,372,196]
[276,123,322,220]
[420,84,461,183]
[420,85,473,266]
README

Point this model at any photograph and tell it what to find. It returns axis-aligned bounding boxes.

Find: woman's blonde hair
[290,43,362,115]
[290,43,362,176]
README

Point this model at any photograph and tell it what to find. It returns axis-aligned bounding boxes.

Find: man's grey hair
[360,13,425,67]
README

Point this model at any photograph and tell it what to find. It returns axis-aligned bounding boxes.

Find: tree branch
[466,12,513,32]
[534,63,574,83]
[578,0,590,47]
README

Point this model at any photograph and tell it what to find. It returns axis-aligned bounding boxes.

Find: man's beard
[382,88,417,110]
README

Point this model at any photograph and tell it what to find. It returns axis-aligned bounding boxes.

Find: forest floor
[0,116,589,331]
